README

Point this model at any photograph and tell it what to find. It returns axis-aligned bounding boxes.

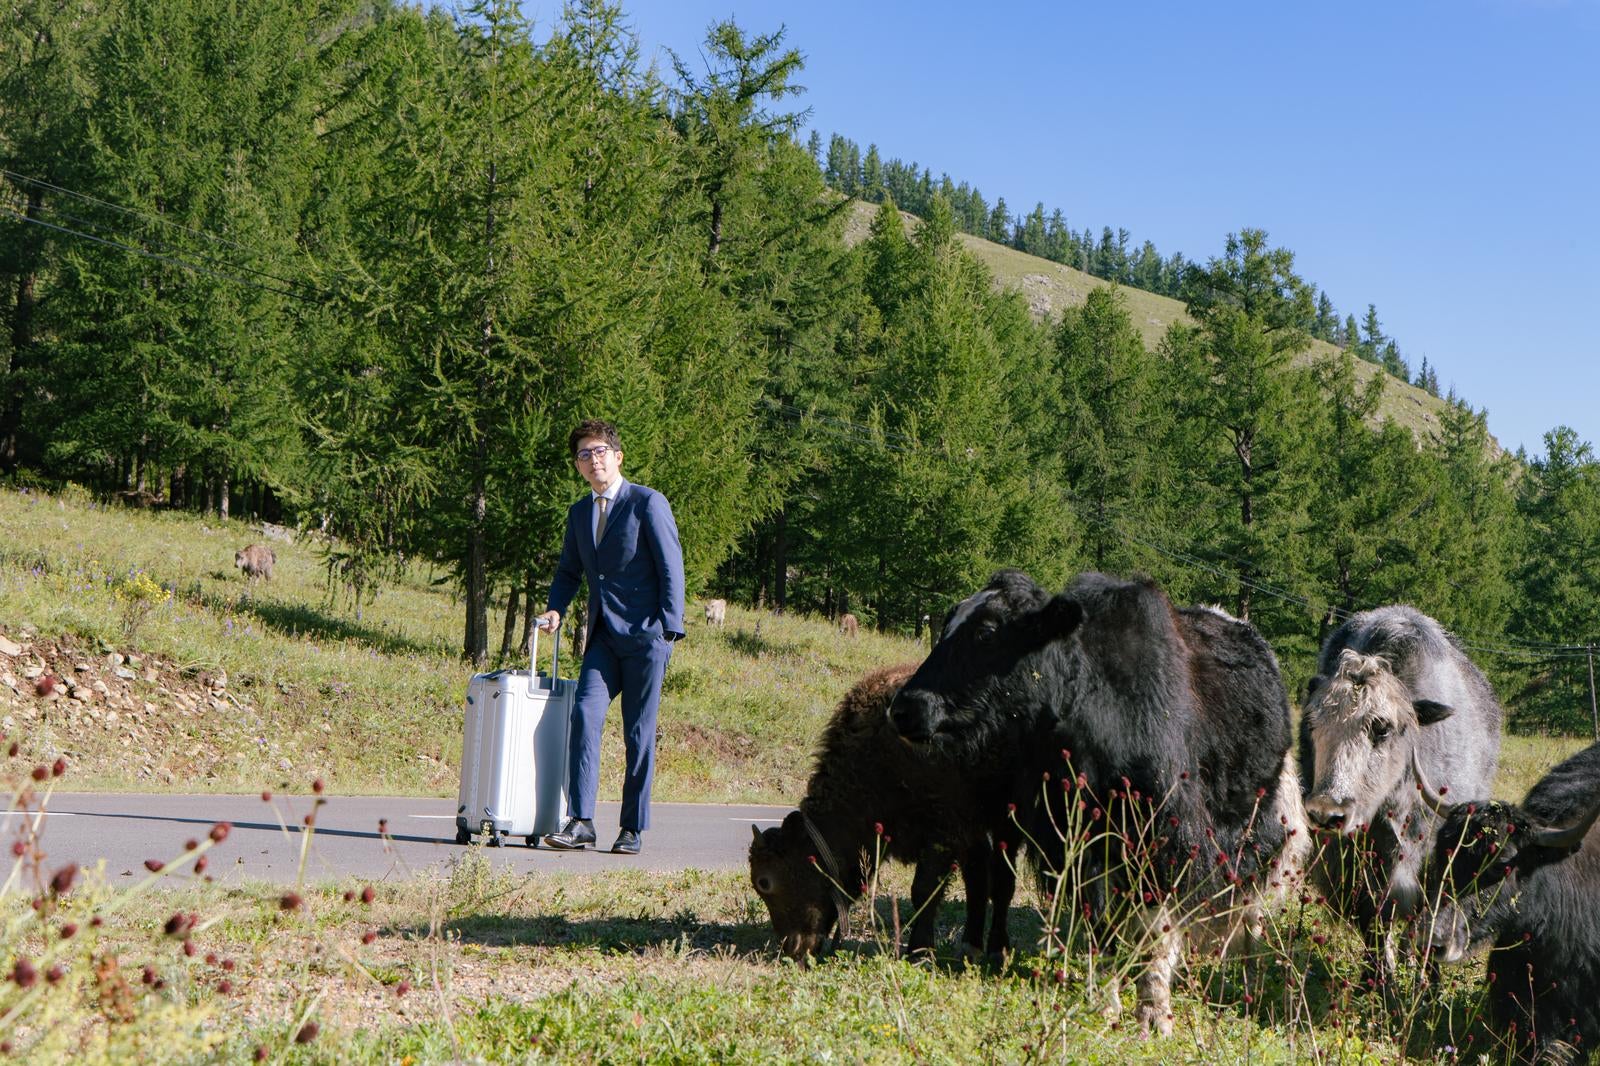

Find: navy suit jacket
[546,479,685,648]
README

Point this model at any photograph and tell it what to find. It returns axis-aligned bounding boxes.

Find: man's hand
[535,611,561,632]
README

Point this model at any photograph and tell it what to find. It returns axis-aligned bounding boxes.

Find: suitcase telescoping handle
[527,621,561,695]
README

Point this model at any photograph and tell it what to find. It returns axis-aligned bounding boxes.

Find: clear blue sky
[531,1,1599,458]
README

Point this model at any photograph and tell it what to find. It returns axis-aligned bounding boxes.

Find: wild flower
[112,569,172,638]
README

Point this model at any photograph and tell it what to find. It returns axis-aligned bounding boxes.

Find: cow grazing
[1299,606,1502,977]
[1423,741,1600,1063]
[748,663,1020,962]
[234,544,276,583]
[889,571,1307,1037]
[838,613,859,638]
[703,598,727,628]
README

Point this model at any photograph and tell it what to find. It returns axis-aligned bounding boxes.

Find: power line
[1,204,321,304]
[3,168,264,259]
[19,194,323,302]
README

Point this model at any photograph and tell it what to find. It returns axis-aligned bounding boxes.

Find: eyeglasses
[575,445,612,463]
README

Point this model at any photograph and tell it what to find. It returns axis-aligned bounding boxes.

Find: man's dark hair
[568,419,622,457]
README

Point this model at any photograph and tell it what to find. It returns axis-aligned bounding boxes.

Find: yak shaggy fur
[1428,742,1600,1064]
[748,663,1020,962]
[889,570,1308,1036]
[1299,606,1503,967]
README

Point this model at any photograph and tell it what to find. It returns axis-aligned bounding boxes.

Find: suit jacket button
[598,573,605,580]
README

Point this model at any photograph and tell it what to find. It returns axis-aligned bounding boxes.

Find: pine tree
[1131,240,1163,292]
[43,0,334,509]
[987,197,1010,244]
[1162,229,1317,629]
[861,143,883,202]
[1018,203,1047,256]
[1415,356,1440,396]
[830,194,1074,628]
[312,1,777,660]
[1300,349,1445,643]
[1313,291,1337,341]
[1424,398,1518,635]
[0,0,109,472]
[1509,427,1600,730]
[824,133,851,190]
[1163,252,1188,296]
[1379,339,1409,383]
[669,19,805,272]
[1053,287,1162,573]
[1046,209,1069,262]
[1342,313,1361,353]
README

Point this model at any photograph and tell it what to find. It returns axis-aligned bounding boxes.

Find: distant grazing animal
[889,571,1307,1037]
[703,599,727,628]
[838,613,858,638]
[749,663,1021,962]
[1299,606,1502,978]
[1423,741,1600,1064]
[234,544,276,583]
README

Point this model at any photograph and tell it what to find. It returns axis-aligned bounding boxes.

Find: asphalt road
[3,792,792,887]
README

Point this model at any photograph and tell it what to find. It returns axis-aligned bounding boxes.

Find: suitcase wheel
[455,827,472,846]
[525,835,539,848]
[486,830,503,848]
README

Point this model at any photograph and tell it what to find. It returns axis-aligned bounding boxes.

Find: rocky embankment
[0,627,274,786]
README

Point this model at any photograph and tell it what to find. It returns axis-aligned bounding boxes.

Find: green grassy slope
[0,484,926,802]
[845,201,1457,445]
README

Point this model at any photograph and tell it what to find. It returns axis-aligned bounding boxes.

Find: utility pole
[1587,643,1598,741]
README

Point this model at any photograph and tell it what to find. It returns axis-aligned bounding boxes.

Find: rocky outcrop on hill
[0,627,281,786]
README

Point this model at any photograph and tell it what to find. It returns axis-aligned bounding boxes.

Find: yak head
[1419,793,1600,961]
[1426,795,1600,898]
[748,811,850,962]
[1302,649,1454,834]
[888,569,1081,754]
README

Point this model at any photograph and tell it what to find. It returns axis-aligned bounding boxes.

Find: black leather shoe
[542,818,596,850]
[611,829,641,855]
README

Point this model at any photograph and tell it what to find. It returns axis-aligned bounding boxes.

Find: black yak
[1423,741,1600,1063]
[888,570,1308,1036]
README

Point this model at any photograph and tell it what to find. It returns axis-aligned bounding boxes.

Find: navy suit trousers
[567,627,672,831]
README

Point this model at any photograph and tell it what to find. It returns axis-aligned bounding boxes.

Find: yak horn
[751,824,763,845]
[1530,799,1600,852]
[1412,747,1451,816]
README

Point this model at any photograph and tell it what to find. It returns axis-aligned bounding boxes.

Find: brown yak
[748,663,1021,961]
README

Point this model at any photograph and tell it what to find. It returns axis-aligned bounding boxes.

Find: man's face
[574,436,622,494]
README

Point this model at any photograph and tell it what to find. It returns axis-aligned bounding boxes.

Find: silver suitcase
[455,627,575,847]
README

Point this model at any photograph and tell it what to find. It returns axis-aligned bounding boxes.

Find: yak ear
[1012,595,1084,654]
[751,824,764,846]
[1304,674,1327,703]
[1049,596,1085,636]
[1037,595,1085,640]
[1414,698,1455,725]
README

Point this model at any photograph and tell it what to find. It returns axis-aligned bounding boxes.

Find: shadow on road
[47,809,447,847]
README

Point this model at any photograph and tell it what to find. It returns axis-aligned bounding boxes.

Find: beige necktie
[595,495,609,544]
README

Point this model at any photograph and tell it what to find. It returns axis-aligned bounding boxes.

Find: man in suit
[536,419,685,855]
